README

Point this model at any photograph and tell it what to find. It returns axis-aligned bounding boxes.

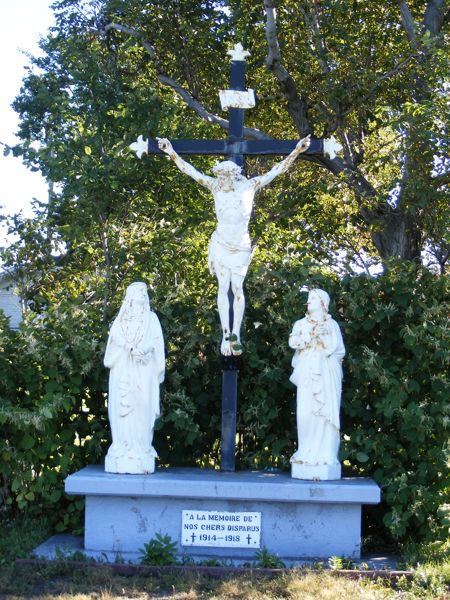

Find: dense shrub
[0,263,448,545]
[340,265,449,544]
[0,302,107,532]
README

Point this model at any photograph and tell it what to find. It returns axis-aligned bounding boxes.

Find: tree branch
[297,3,332,78]
[101,17,398,261]
[338,54,417,123]
[102,23,270,141]
[432,171,450,188]
[398,0,447,48]
[298,2,344,131]
[398,0,420,48]
[263,0,311,135]
[337,234,374,276]
[298,3,416,133]
[0,140,13,153]
[423,0,447,35]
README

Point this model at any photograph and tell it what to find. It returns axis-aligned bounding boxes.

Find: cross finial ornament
[323,136,343,160]
[227,43,250,62]
[130,134,149,159]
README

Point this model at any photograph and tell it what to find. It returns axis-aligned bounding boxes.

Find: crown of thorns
[212,160,242,175]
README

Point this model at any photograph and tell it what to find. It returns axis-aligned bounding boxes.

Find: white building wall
[0,278,22,330]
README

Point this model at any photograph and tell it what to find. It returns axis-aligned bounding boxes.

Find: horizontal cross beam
[146,138,324,157]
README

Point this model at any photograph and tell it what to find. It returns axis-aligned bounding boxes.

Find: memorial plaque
[181,510,261,548]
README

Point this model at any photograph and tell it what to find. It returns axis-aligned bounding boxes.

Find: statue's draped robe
[289,316,345,467]
[104,311,165,473]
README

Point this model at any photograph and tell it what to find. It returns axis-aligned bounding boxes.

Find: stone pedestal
[65,466,380,564]
[104,454,156,475]
[291,462,341,481]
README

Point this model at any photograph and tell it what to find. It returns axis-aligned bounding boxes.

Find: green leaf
[50,489,62,503]
[20,433,35,450]
[11,478,21,492]
[42,406,53,419]
[356,452,369,463]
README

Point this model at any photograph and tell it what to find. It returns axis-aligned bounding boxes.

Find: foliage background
[0,261,448,547]
[0,0,448,552]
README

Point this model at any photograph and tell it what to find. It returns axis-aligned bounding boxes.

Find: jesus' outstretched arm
[157,138,214,189]
[252,136,310,191]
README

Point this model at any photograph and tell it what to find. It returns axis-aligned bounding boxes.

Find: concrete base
[291,462,341,481]
[104,454,155,475]
[34,534,399,570]
[65,466,380,563]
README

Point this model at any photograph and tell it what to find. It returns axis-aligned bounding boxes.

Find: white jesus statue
[157,136,310,356]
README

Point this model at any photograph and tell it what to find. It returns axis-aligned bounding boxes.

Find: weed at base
[139,533,178,566]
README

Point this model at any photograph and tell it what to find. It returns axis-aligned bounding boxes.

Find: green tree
[11,0,222,318]
[96,0,449,267]
[12,1,449,275]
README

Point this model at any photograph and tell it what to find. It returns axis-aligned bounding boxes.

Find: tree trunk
[372,208,422,263]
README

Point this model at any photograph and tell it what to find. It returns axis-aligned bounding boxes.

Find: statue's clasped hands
[313,322,328,336]
[126,344,154,364]
[309,323,329,351]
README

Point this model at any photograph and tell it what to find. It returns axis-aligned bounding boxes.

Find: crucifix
[130,43,342,472]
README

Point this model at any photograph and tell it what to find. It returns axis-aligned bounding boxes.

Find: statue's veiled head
[307,288,330,320]
[121,282,151,317]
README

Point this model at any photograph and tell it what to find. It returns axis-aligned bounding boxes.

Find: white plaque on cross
[219,89,256,110]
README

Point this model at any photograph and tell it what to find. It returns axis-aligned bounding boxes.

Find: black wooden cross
[136,48,333,165]
[131,43,340,473]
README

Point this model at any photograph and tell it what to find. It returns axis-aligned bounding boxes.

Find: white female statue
[104,282,165,474]
[157,136,310,356]
[289,289,345,480]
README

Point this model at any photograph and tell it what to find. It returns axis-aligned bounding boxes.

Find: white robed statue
[104,282,165,474]
[289,289,345,480]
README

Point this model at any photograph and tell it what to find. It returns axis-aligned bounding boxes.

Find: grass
[0,512,52,567]
[2,564,449,599]
[0,512,448,599]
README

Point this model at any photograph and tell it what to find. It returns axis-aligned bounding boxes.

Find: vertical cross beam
[228,58,246,167]
[220,354,240,471]
[219,47,250,471]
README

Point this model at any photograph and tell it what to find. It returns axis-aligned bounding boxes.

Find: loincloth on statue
[208,230,252,277]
